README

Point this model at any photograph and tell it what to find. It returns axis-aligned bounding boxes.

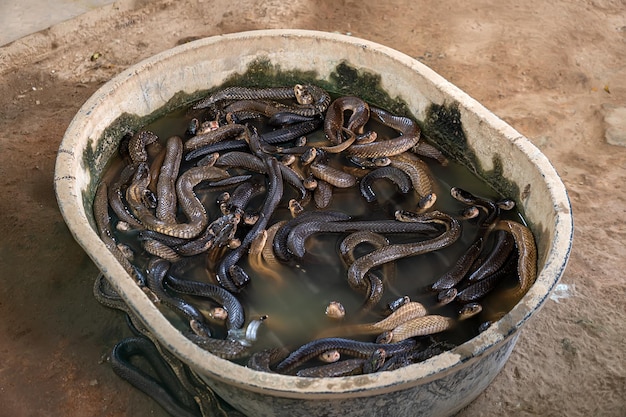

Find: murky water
[105,99,528,365]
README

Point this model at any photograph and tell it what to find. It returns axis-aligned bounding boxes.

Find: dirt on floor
[0,0,625,416]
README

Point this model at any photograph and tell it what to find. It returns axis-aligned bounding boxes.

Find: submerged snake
[286,218,440,259]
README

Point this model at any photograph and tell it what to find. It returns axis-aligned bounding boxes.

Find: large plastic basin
[54,29,573,417]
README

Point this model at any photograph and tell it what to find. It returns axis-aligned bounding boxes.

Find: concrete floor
[0,0,114,46]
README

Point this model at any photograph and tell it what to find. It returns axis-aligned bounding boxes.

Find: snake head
[363,348,387,373]
[458,302,483,320]
[387,295,411,312]
[325,301,346,320]
[436,288,457,305]
[496,198,516,210]
[376,331,393,344]
[319,350,341,363]
[450,187,476,204]
[294,84,314,105]
[141,189,157,209]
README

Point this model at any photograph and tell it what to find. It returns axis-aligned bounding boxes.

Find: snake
[246,348,290,373]
[142,238,182,263]
[183,123,246,151]
[359,165,412,203]
[493,219,538,300]
[260,119,322,145]
[379,340,455,372]
[221,181,266,216]
[347,211,460,290]
[389,315,455,342]
[224,100,287,121]
[455,261,512,304]
[193,84,330,116]
[164,271,245,331]
[319,301,428,338]
[295,348,386,377]
[224,101,325,123]
[412,141,449,166]
[147,259,264,359]
[430,238,483,291]
[193,86,299,110]
[184,139,248,162]
[215,156,284,292]
[450,187,500,235]
[215,150,306,198]
[128,130,159,164]
[261,130,357,155]
[447,188,536,299]
[261,221,287,268]
[275,337,418,374]
[268,111,317,126]
[272,210,351,262]
[338,231,397,310]
[313,179,333,208]
[389,153,436,210]
[344,134,420,158]
[309,161,357,188]
[110,336,203,417]
[93,274,240,417]
[107,163,144,230]
[248,229,285,283]
[343,106,420,158]
[126,162,230,239]
[156,135,183,224]
[340,231,395,284]
[340,231,391,266]
[148,146,167,194]
[286,218,441,260]
[147,258,263,359]
[323,96,370,145]
[146,257,213,338]
[94,181,142,284]
[465,229,515,283]
[197,212,242,250]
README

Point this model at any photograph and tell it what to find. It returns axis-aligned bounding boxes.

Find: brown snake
[319,301,428,338]
[493,219,538,300]
[389,315,455,343]
[347,211,461,290]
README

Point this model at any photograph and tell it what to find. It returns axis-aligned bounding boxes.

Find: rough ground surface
[0,0,625,416]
